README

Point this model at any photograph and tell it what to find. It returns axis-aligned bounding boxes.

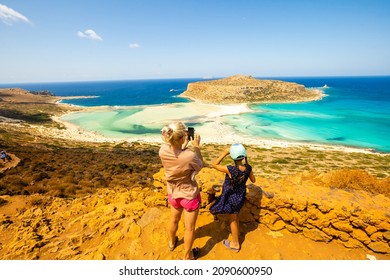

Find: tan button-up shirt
[159,144,203,200]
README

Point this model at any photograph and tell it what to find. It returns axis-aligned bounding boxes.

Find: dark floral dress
[210,164,252,214]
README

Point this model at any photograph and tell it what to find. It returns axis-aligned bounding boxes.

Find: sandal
[223,239,240,253]
[191,247,200,260]
[168,236,178,251]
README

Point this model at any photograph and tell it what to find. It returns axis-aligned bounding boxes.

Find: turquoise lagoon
[3,76,389,152]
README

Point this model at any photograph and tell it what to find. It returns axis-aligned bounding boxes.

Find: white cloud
[129,43,141,49]
[0,4,31,25]
[77,29,103,41]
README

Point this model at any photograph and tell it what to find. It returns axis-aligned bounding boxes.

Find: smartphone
[188,127,195,141]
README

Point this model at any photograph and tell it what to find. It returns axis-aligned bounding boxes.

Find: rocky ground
[1,186,388,260]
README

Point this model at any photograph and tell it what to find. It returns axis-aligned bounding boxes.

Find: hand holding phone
[187,127,195,141]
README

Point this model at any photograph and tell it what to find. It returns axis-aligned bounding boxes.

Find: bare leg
[183,208,199,259]
[169,206,183,248]
[229,213,240,250]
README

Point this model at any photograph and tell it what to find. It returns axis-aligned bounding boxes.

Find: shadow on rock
[196,184,269,257]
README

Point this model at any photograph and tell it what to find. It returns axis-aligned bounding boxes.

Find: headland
[179,75,325,104]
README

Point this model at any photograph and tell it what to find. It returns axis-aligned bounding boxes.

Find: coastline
[0,86,384,155]
[55,95,100,102]
[180,88,327,105]
[49,100,382,155]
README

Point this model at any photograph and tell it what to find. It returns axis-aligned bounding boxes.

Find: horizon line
[1,74,390,85]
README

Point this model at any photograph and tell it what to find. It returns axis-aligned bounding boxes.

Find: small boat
[323,84,329,88]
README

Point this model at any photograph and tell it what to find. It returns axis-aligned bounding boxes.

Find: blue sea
[2,76,390,153]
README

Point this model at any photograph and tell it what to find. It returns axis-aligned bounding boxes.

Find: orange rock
[365,225,378,236]
[368,242,390,254]
[332,221,354,233]
[351,229,371,245]
[302,228,332,242]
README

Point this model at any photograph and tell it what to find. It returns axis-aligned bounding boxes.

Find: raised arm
[212,147,231,177]
[249,170,256,183]
[191,132,203,162]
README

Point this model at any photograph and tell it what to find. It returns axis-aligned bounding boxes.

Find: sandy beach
[50,100,380,154]
[51,102,251,144]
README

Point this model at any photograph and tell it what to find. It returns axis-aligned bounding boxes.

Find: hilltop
[0,88,75,126]
[179,75,324,104]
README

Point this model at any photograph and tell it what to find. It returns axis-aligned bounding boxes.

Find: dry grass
[0,137,161,198]
[202,144,389,180]
[325,169,390,197]
[201,144,389,198]
[0,108,52,124]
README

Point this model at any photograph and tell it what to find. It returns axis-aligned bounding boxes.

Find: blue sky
[1,0,389,83]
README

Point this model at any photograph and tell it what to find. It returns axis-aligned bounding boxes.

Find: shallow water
[232,77,390,152]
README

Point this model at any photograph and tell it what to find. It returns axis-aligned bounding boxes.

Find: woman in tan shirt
[159,122,203,260]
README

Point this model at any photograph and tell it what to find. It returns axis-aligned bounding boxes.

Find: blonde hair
[161,122,187,145]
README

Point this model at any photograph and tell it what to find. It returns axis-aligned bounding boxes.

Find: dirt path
[0,153,20,173]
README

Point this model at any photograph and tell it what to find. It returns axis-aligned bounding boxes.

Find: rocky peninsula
[179,75,325,104]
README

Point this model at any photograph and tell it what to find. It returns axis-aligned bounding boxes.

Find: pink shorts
[168,193,201,211]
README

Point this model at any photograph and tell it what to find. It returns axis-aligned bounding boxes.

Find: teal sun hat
[230,143,246,160]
